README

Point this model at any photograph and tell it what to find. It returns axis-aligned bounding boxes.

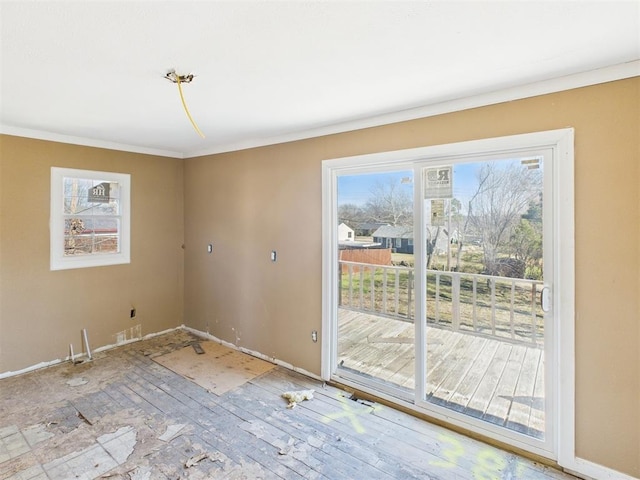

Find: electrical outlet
[311,330,318,343]
[271,250,277,262]
[207,244,213,254]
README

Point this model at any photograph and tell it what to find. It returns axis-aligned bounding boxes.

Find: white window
[395,237,402,248]
[50,167,130,270]
[408,238,414,246]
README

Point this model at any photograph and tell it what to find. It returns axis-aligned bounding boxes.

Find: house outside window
[395,237,402,248]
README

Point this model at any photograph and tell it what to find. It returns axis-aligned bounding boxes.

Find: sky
[337,162,486,209]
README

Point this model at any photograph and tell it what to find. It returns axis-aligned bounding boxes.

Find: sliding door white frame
[321,128,574,464]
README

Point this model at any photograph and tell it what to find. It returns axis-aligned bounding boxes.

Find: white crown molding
[186,60,640,158]
[2,61,638,159]
[0,125,184,159]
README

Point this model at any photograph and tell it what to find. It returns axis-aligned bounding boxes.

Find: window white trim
[50,167,130,270]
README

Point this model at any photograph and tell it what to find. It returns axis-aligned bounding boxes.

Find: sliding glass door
[323,130,572,459]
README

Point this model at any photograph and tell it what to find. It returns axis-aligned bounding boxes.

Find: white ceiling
[1,1,639,158]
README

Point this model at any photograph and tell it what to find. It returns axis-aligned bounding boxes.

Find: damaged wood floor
[0,330,577,480]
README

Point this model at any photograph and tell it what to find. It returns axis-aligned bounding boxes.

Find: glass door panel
[421,156,549,441]
[336,170,415,393]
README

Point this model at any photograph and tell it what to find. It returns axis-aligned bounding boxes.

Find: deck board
[447,338,500,412]
[337,308,545,438]
[506,346,541,434]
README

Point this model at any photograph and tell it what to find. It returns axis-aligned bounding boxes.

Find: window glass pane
[94,217,119,255]
[92,201,119,216]
[64,217,93,255]
[63,178,120,214]
[63,216,120,256]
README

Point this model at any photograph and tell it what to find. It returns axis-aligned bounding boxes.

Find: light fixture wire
[173,72,205,138]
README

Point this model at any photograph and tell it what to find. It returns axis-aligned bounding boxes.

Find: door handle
[540,286,551,313]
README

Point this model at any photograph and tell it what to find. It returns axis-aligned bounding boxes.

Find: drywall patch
[115,324,142,345]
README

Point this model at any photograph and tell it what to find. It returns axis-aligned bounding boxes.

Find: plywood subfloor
[0,330,575,480]
[152,340,276,395]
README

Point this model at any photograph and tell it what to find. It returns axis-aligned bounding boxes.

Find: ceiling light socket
[165,70,195,84]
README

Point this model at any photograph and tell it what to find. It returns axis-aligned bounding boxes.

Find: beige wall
[184,78,639,477]
[0,136,184,373]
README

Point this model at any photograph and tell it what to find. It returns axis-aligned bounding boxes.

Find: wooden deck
[338,308,545,439]
[0,330,573,480]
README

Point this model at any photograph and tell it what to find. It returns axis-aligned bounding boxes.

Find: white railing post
[394,270,400,315]
[510,281,516,340]
[472,276,477,332]
[383,268,388,314]
[531,282,537,345]
[435,272,440,324]
[490,278,496,336]
[348,263,353,308]
[370,266,375,312]
[452,273,460,331]
[338,261,343,306]
[407,270,413,320]
[359,267,364,310]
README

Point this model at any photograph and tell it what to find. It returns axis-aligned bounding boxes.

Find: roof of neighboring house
[373,225,457,239]
[372,225,414,239]
[338,222,354,230]
[357,222,388,230]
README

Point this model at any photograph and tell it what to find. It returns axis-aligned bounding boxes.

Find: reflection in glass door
[335,170,416,396]
[418,155,551,442]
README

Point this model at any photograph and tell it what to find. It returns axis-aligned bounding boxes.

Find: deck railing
[339,260,544,347]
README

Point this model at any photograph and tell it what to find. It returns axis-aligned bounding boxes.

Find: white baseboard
[563,456,639,480]
[0,326,182,379]
[0,358,64,379]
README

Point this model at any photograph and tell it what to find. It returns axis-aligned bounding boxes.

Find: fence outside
[339,248,392,272]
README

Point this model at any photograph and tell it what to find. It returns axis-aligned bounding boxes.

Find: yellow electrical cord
[176,74,205,138]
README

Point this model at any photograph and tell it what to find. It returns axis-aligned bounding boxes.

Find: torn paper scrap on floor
[282,389,314,408]
[66,377,88,387]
